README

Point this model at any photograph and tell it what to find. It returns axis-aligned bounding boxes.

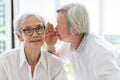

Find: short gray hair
[57,3,90,35]
[14,13,46,34]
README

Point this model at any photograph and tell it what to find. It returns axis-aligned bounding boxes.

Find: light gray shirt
[0,46,68,80]
[57,33,120,80]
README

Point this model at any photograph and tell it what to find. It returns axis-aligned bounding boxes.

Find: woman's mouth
[31,39,41,43]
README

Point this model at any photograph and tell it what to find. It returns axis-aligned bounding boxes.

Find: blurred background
[0,0,120,80]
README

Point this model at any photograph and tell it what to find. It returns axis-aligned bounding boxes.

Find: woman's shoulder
[0,48,20,62]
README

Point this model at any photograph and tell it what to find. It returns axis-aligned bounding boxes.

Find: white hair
[14,12,46,34]
[57,3,90,35]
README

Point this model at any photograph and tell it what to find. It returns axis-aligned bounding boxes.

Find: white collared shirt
[0,46,68,80]
[57,33,120,80]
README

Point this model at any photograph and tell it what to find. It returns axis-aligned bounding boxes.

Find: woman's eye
[37,27,41,29]
[24,28,32,32]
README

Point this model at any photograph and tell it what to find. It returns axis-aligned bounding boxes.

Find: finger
[46,22,50,30]
[49,23,54,31]
[48,22,55,31]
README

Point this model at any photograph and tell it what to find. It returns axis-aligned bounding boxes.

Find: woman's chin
[58,35,62,41]
[30,42,43,48]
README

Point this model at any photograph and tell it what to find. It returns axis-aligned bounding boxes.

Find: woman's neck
[71,34,84,49]
[24,47,40,66]
[24,46,41,77]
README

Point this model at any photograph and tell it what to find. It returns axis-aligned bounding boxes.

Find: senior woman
[45,2,120,80]
[0,13,68,80]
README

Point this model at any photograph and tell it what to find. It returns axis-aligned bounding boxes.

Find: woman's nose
[32,29,39,36]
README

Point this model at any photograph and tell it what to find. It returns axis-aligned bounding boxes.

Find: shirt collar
[76,33,88,52]
[70,33,89,53]
[19,44,27,68]
[39,49,47,70]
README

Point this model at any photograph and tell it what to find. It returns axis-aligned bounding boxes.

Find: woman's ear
[15,32,23,41]
[71,30,79,35]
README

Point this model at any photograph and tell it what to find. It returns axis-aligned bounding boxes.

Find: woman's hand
[45,22,58,51]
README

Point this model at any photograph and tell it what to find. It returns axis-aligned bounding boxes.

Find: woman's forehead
[20,16,43,27]
[24,16,42,23]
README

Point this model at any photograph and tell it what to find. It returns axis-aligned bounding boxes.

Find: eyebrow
[24,26,31,28]
[36,24,43,27]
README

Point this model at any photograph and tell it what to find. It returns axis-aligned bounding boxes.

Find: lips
[30,39,41,42]
[57,34,60,37]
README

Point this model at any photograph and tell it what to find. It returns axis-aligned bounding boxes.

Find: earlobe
[16,32,23,41]
[72,31,78,35]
